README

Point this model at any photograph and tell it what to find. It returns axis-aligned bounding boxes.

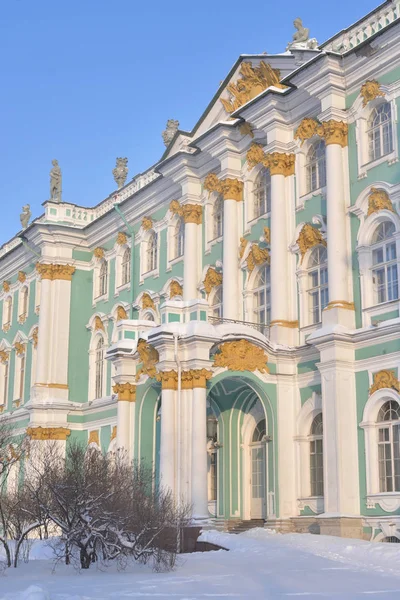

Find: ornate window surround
[352,183,400,327]
[12,334,27,406]
[87,314,109,402]
[360,387,400,512]
[294,136,327,211]
[243,162,271,232]
[0,340,11,409]
[18,284,29,325]
[295,392,324,515]
[349,85,399,180]
[133,291,160,324]
[115,240,131,293]
[138,227,160,283]
[2,293,13,332]
[92,253,110,304]
[204,190,223,253]
[166,212,185,270]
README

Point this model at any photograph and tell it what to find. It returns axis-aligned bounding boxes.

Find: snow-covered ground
[2,529,400,599]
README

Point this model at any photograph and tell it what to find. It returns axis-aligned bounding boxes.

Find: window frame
[306,141,327,195]
[306,245,329,325]
[309,413,324,497]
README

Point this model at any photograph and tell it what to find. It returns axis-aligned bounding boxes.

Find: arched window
[212,195,224,240]
[307,246,328,324]
[253,168,271,218]
[252,419,266,443]
[310,413,323,496]
[19,286,28,322]
[371,221,398,304]
[95,337,104,399]
[368,103,393,162]
[3,297,12,330]
[121,248,131,286]
[306,141,326,193]
[173,218,185,259]
[99,261,108,297]
[210,286,223,319]
[146,231,158,273]
[377,400,400,492]
[254,264,271,326]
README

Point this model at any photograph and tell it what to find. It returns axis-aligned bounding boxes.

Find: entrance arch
[207,373,276,521]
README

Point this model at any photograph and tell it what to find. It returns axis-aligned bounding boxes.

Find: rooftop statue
[113,157,128,189]
[49,159,62,203]
[162,119,179,147]
[287,18,318,50]
[20,204,31,230]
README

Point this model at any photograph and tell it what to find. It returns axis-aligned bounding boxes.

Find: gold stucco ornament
[367,188,395,216]
[113,382,136,402]
[142,217,153,230]
[239,237,249,259]
[370,370,400,395]
[203,267,223,296]
[36,264,76,281]
[220,61,285,114]
[142,293,155,310]
[14,342,25,356]
[94,316,105,331]
[246,244,270,272]
[32,328,38,348]
[156,370,179,390]
[0,350,9,364]
[294,118,321,145]
[263,227,270,244]
[88,430,100,446]
[2,281,10,293]
[214,339,269,373]
[110,425,117,441]
[135,338,159,381]
[116,306,128,321]
[246,145,295,176]
[170,280,183,298]
[116,232,127,245]
[319,120,348,147]
[182,204,202,224]
[18,271,26,283]
[27,427,71,441]
[360,80,385,107]
[296,223,326,263]
[169,199,183,216]
[239,122,254,138]
[93,247,105,259]
[204,174,243,202]
[247,144,269,170]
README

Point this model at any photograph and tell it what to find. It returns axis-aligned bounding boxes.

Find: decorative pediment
[214,340,269,373]
[170,280,183,298]
[141,293,155,310]
[116,306,128,321]
[220,61,286,114]
[367,188,395,216]
[370,370,400,395]
[296,224,326,263]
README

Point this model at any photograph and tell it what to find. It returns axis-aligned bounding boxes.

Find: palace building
[1,0,400,541]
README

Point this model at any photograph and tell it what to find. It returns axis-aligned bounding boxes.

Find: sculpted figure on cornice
[287,18,318,50]
[113,158,128,189]
[220,61,285,114]
[162,119,179,147]
[367,188,395,216]
[297,223,326,263]
[136,338,159,381]
[214,339,269,373]
[370,370,400,395]
[49,159,62,203]
[20,204,31,230]
[360,80,385,107]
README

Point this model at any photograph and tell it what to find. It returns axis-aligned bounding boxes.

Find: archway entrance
[207,375,275,522]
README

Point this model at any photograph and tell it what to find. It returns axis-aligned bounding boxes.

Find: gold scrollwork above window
[94,316,105,331]
[18,271,26,283]
[0,350,9,364]
[296,223,326,263]
[170,280,183,298]
[360,80,385,107]
[220,61,286,114]
[203,267,223,296]
[204,174,244,202]
[142,217,153,230]
[246,144,295,176]
[141,293,155,310]
[116,306,128,321]
[370,370,400,395]
[294,118,321,145]
[32,328,38,349]
[14,342,25,356]
[2,281,10,293]
[93,247,105,259]
[214,339,269,373]
[182,204,202,224]
[169,199,183,216]
[116,232,128,246]
[246,244,270,272]
[367,188,395,216]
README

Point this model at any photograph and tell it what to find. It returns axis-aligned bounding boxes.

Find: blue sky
[0,0,379,242]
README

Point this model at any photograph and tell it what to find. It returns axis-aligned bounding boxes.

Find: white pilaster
[191,383,209,520]
[223,197,240,320]
[160,387,176,494]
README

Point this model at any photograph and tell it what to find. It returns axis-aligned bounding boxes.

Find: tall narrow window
[368,103,393,162]
[19,355,25,401]
[210,286,223,319]
[306,141,326,193]
[310,413,324,497]
[95,337,104,399]
[371,221,398,304]
[307,246,329,324]
[121,248,131,286]
[3,297,12,330]
[377,400,400,493]
[253,168,271,218]
[254,264,271,326]
[99,261,108,297]
[146,232,158,273]
[19,286,28,322]
[1,359,9,406]
[173,218,185,259]
[212,195,224,240]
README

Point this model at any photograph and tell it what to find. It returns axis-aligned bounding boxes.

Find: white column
[116,400,131,452]
[322,121,354,327]
[191,376,209,520]
[48,279,72,386]
[222,180,243,320]
[35,277,52,384]
[268,154,296,344]
[160,383,176,494]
